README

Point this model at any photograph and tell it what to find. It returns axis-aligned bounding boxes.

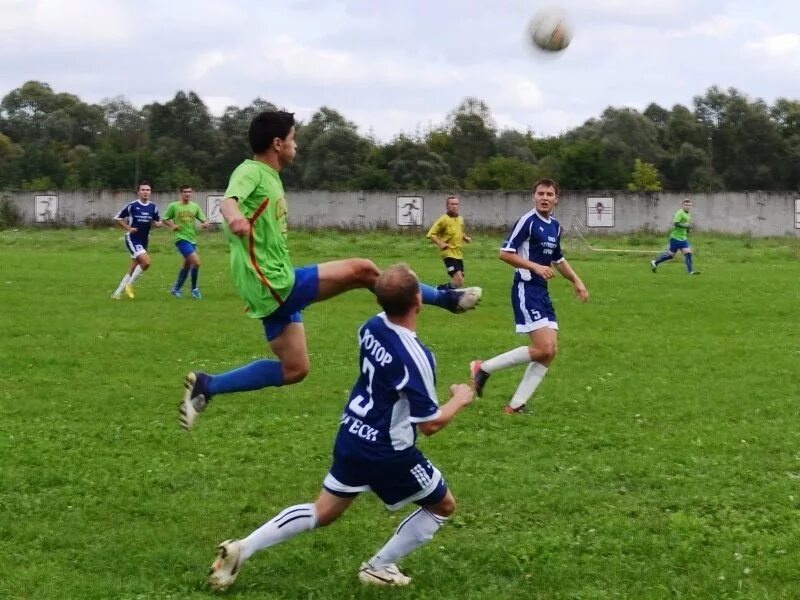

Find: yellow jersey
[427,214,466,259]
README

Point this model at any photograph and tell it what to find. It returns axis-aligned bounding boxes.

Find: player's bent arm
[220,197,250,236]
[114,218,135,233]
[428,235,448,250]
[417,384,474,437]
[162,219,178,232]
[554,259,590,302]
[499,249,552,278]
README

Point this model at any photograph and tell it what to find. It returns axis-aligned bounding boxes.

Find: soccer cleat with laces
[124,283,135,299]
[179,372,211,430]
[447,286,482,314]
[191,288,203,299]
[208,539,244,591]
[650,260,658,273]
[358,562,411,587]
[171,289,183,298]
[470,360,490,398]
[503,404,529,415]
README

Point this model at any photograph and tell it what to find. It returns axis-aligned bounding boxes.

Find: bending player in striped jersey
[111,181,167,299]
[179,111,481,430]
[207,264,475,590]
[470,179,589,414]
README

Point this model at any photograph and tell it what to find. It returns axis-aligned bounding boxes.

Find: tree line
[1,80,799,193]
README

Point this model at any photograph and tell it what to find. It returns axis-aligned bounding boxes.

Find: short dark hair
[249,111,295,154]
[533,178,559,195]
[138,180,153,190]
[179,184,192,191]
[374,264,420,317]
[446,195,458,202]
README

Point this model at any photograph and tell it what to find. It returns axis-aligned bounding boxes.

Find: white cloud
[0,0,130,44]
[670,15,750,39]
[746,33,800,58]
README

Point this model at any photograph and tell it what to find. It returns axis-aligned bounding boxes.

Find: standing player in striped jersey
[207,264,475,590]
[470,179,589,414]
[179,111,481,430]
[111,181,167,299]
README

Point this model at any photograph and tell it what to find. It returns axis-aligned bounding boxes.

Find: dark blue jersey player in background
[111,181,170,299]
[471,178,589,415]
[205,264,475,591]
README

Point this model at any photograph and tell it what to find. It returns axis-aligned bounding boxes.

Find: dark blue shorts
[261,265,320,342]
[511,281,558,333]
[175,240,197,257]
[124,234,148,258]
[443,257,465,277]
[323,448,448,512]
[669,238,691,253]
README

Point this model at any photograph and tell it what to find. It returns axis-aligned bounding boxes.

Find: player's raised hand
[228,216,251,236]
[450,383,475,406]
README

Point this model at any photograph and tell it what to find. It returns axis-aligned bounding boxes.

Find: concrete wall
[3,189,799,237]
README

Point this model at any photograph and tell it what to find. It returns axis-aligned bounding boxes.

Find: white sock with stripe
[114,273,131,295]
[239,503,317,561]
[508,362,548,409]
[481,346,531,374]
[368,508,448,569]
[128,265,144,285]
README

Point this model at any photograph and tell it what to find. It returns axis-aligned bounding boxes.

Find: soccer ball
[527,7,572,52]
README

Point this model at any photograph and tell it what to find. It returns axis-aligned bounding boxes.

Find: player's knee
[283,360,310,384]
[314,506,340,527]
[192,256,201,268]
[353,259,380,286]
[428,492,456,518]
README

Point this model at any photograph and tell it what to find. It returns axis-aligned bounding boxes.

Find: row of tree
[2,80,800,192]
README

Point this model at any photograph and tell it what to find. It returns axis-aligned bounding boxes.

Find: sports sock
[114,273,131,295]
[174,268,189,291]
[481,346,531,374]
[240,503,318,561]
[653,252,673,266]
[128,265,144,285]
[419,282,446,307]
[208,359,285,395]
[190,267,199,289]
[368,508,447,569]
[508,362,549,410]
[685,253,694,273]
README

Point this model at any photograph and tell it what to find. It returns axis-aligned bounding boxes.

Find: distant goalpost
[563,196,661,254]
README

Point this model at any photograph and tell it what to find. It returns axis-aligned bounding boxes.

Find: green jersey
[163,201,207,243]
[223,159,294,319]
[670,208,691,241]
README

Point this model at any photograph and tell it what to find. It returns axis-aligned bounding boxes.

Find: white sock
[114,273,131,295]
[239,503,317,562]
[508,362,548,409]
[128,265,144,285]
[482,346,531,374]
[368,508,447,569]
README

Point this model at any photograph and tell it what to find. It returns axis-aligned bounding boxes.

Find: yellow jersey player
[426,196,471,289]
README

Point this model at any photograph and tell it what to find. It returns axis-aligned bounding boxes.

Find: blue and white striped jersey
[333,313,441,461]
[115,200,160,241]
[501,209,564,287]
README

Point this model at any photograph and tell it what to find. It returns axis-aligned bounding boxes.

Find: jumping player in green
[163,185,209,298]
[650,198,700,275]
[179,111,482,430]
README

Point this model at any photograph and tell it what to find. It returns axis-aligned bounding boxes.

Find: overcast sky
[1,0,799,140]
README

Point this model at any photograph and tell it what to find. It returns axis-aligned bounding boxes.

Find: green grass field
[1,228,799,599]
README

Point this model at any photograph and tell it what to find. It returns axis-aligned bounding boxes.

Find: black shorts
[443,258,464,277]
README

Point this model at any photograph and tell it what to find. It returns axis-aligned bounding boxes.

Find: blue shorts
[669,238,690,253]
[323,448,448,512]
[175,240,197,257]
[261,265,320,342]
[124,234,148,258]
[511,280,558,333]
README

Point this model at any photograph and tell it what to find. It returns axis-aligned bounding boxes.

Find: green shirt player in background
[163,185,209,298]
[179,111,483,430]
[650,198,700,275]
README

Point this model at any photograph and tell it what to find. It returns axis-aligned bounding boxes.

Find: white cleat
[453,286,482,313]
[358,562,412,587]
[208,539,244,591]
[179,372,209,431]
[111,293,122,300]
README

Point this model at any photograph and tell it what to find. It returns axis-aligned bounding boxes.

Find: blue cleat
[171,289,183,298]
[191,288,202,299]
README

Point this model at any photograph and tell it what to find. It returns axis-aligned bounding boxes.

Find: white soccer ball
[528,7,572,52]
